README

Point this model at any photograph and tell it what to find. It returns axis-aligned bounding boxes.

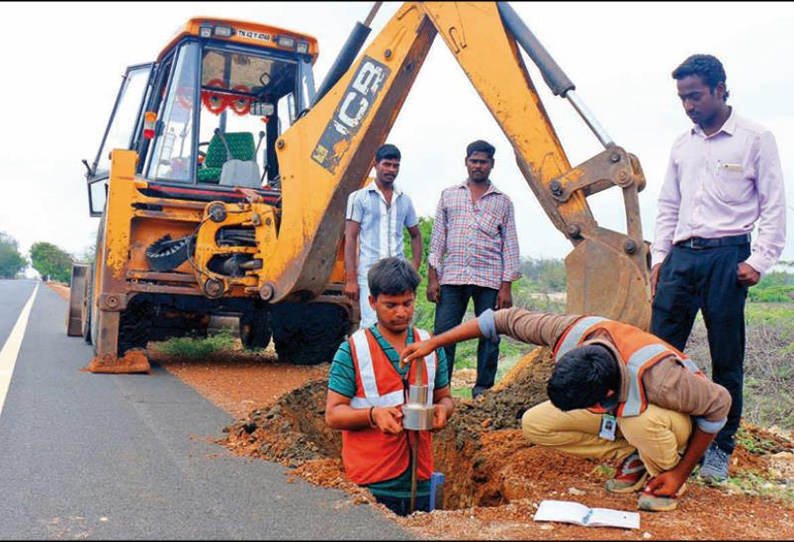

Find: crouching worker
[400,307,731,512]
[325,257,454,516]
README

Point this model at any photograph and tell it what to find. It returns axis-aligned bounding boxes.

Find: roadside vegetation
[152,217,793,431]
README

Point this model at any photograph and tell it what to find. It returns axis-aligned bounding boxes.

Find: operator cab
[85,18,318,216]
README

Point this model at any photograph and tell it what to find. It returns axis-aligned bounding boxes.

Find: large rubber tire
[83,264,94,344]
[240,309,272,350]
[117,300,154,356]
[271,303,349,366]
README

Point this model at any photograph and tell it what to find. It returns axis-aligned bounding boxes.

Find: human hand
[496,283,513,309]
[650,264,661,298]
[432,403,449,430]
[400,340,435,369]
[427,278,440,304]
[344,279,359,301]
[737,262,760,287]
[373,406,404,435]
[644,469,687,497]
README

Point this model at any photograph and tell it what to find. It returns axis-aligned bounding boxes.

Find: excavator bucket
[87,350,151,374]
[565,239,652,331]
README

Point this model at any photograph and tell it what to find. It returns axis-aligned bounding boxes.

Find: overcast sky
[1,2,792,272]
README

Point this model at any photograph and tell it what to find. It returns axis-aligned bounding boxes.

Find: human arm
[344,220,361,301]
[742,130,787,281]
[427,193,446,303]
[431,385,454,430]
[642,360,732,496]
[645,426,716,497]
[325,390,404,434]
[427,266,440,303]
[651,263,662,298]
[407,224,423,272]
[500,198,521,288]
[400,319,482,367]
[650,151,682,272]
[496,281,513,310]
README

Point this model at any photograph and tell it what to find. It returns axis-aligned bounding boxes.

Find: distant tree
[0,232,27,279]
[29,242,73,283]
[77,243,97,264]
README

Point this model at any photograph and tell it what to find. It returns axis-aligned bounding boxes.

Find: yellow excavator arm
[264,1,651,329]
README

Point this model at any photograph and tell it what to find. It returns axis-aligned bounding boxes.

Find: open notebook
[533,500,640,530]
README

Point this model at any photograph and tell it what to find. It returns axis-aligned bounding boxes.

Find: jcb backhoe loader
[67,2,651,373]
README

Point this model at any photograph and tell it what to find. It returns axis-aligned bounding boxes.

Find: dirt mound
[218,347,794,517]
[222,379,341,467]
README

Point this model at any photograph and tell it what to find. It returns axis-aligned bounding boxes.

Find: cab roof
[159,17,319,63]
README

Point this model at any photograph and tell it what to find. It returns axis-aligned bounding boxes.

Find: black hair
[547,344,620,411]
[466,140,496,159]
[375,143,401,163]
[672,54,729,101]
[367,257,421,299]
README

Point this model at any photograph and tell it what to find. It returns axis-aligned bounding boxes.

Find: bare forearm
[674,427,716,478]
[411,234,423,270]
[426,319,482,352]
[326,404,372,430]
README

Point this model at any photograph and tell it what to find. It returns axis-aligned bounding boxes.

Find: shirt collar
[691,106,736,138]
[457,180,502,196]
[366,181,403,197]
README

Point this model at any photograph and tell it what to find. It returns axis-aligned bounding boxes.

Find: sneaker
[699,443,730,483]
[471,386,488,400]
[605,452,648,494]
[637,483,687,512]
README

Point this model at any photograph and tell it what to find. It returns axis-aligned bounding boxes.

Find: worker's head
[367,257,421,333]
[672,54,729,127]
[374,144,401,186]
[465,140,495,184]
[546,344,620,411]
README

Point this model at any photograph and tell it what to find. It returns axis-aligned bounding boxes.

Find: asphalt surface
[0,280,414,540]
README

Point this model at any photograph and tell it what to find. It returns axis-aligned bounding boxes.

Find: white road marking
[0,282,39,420]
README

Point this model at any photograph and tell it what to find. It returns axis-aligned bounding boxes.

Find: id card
[599,414,617,441]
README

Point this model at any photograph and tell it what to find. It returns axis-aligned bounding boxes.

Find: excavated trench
[221,348,559,510]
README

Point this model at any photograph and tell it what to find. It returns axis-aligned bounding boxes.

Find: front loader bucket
[87,349,151,374]
[565,239,651,330]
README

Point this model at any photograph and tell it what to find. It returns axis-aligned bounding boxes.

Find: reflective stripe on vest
[622,343,670,417]
[555,316,607,362]
[349,327,437,408]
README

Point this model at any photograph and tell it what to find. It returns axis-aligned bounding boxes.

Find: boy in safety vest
[401,307,731,512]
[326,257,454,516]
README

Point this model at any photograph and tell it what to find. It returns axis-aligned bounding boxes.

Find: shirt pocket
[475,212,501,238]
[713,161,753,204]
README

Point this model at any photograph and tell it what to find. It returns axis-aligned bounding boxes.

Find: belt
[674,233,751,250]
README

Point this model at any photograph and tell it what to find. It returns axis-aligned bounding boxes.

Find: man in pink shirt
[650,54,787,483]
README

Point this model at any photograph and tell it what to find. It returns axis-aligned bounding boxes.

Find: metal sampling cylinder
[402,383,434,430]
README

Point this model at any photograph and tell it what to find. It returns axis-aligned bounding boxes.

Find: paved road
[0,280,414,540]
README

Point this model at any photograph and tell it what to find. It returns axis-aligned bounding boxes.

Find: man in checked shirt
[427,140,521,399]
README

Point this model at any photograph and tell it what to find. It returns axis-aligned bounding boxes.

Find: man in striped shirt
[427,140,521,399]
[345,144,423,329]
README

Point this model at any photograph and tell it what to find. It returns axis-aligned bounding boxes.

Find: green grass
[152,328,238,358]
[719,471,794,506]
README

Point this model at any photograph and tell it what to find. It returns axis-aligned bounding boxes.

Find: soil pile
[219,348,793,507]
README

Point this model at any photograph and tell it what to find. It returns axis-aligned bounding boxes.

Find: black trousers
[374,494,430,516]
[433,284,500,393]
[650,241,751,455]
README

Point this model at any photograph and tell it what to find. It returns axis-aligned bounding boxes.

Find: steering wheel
[198,141,209,164]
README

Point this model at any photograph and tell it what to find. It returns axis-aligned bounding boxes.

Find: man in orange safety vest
[401,307,731,512]
[326,257,454,516]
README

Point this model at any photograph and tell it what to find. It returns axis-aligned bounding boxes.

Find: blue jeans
[433,284,500,395]
[650,241,751,455]
[374,494,430,516]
